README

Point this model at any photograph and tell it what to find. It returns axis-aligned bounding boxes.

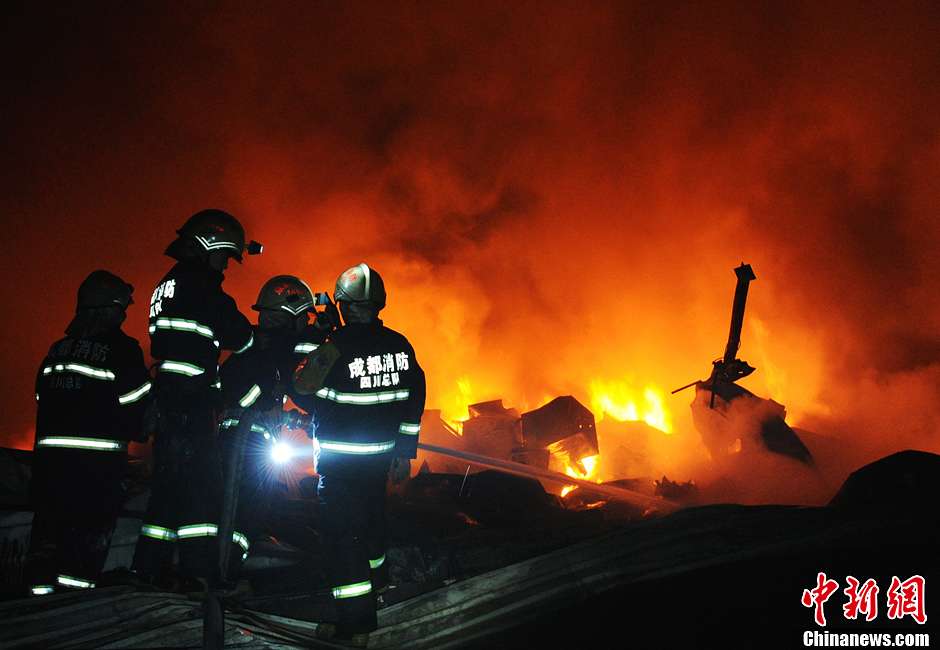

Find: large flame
[589,380,672,433]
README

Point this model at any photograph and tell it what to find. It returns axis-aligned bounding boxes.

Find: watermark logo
[802,572,926,626]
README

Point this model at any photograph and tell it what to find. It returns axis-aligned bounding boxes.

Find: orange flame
[565,454,598,480]
[589,380,672,433]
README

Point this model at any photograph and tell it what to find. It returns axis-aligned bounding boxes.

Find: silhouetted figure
[130,209,259,596]
[27,271,151,595]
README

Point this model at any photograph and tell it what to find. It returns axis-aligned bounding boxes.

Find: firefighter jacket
[293,321,426,478]
[34,327,152,453]
[220,324,328,412]
[148,259,254,390]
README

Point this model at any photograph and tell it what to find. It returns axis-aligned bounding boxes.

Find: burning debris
[415,398,683,522]
[653,476,699,503]
[676,264,814,466]
[426,396,602,481]
[416,266,823,513]
[459,400,524,463]
[521,396,599,475]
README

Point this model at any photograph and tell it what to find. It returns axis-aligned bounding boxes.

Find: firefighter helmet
[166,209,253,262]
[76,270,134,310]
[333,263,386,307]
[253,275,316,316]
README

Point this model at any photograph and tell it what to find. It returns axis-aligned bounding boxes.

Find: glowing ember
[565,454,598,479]
[559,456,599,498]
[581,454,597,475]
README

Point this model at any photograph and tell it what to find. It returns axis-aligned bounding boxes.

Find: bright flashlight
[270,441,294,464]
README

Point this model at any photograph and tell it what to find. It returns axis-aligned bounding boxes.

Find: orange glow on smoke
[3,2,940,513]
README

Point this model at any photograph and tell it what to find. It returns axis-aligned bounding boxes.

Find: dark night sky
[2,1,939,503]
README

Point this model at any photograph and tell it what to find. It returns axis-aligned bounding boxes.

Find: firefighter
[293,263,426,648]
[217,274,332,577]
[27,270,151,596]
[130,209,259,596]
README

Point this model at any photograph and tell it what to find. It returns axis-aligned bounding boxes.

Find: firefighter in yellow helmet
[27,271,151,596]
[294,263,426,647]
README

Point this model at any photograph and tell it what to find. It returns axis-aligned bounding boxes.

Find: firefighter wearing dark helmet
[217,274,331,577]
[294,263,426,648]
[131,209,259,596]
[27,271,151,596]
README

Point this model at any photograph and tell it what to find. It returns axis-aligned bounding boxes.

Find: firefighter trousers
[317,469,390,637]
[27,449,125,592]
[132,403,224,582]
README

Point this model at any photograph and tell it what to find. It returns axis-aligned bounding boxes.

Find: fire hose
[416,442,681,514]
[218,408,312,579]
[218,410,255,580]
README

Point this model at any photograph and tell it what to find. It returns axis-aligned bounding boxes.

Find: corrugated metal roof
[0,586,324,649]
[2,502,934,649]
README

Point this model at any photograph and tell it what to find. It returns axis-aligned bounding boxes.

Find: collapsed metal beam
[723,263,757,368]
[416,442,681,514]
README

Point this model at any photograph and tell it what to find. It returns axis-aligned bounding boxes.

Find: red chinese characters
[843,576,879,621]
[802,572,840,626]
[803,573,927,626]
[887,575,926,625]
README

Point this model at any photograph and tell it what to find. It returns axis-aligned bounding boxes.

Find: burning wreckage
[675,263,814,466]
[0,265,936,648]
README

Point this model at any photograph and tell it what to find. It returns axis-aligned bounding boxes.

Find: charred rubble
[675,263,814,466]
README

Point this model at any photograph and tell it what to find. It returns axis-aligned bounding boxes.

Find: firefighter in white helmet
[130,209,258,596]
[27,271,151,596]
[294,263,426,648]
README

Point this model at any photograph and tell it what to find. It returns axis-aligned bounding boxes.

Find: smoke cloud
[2,1,939,505]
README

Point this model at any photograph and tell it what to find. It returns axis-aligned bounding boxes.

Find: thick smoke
[2,1,939,505]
